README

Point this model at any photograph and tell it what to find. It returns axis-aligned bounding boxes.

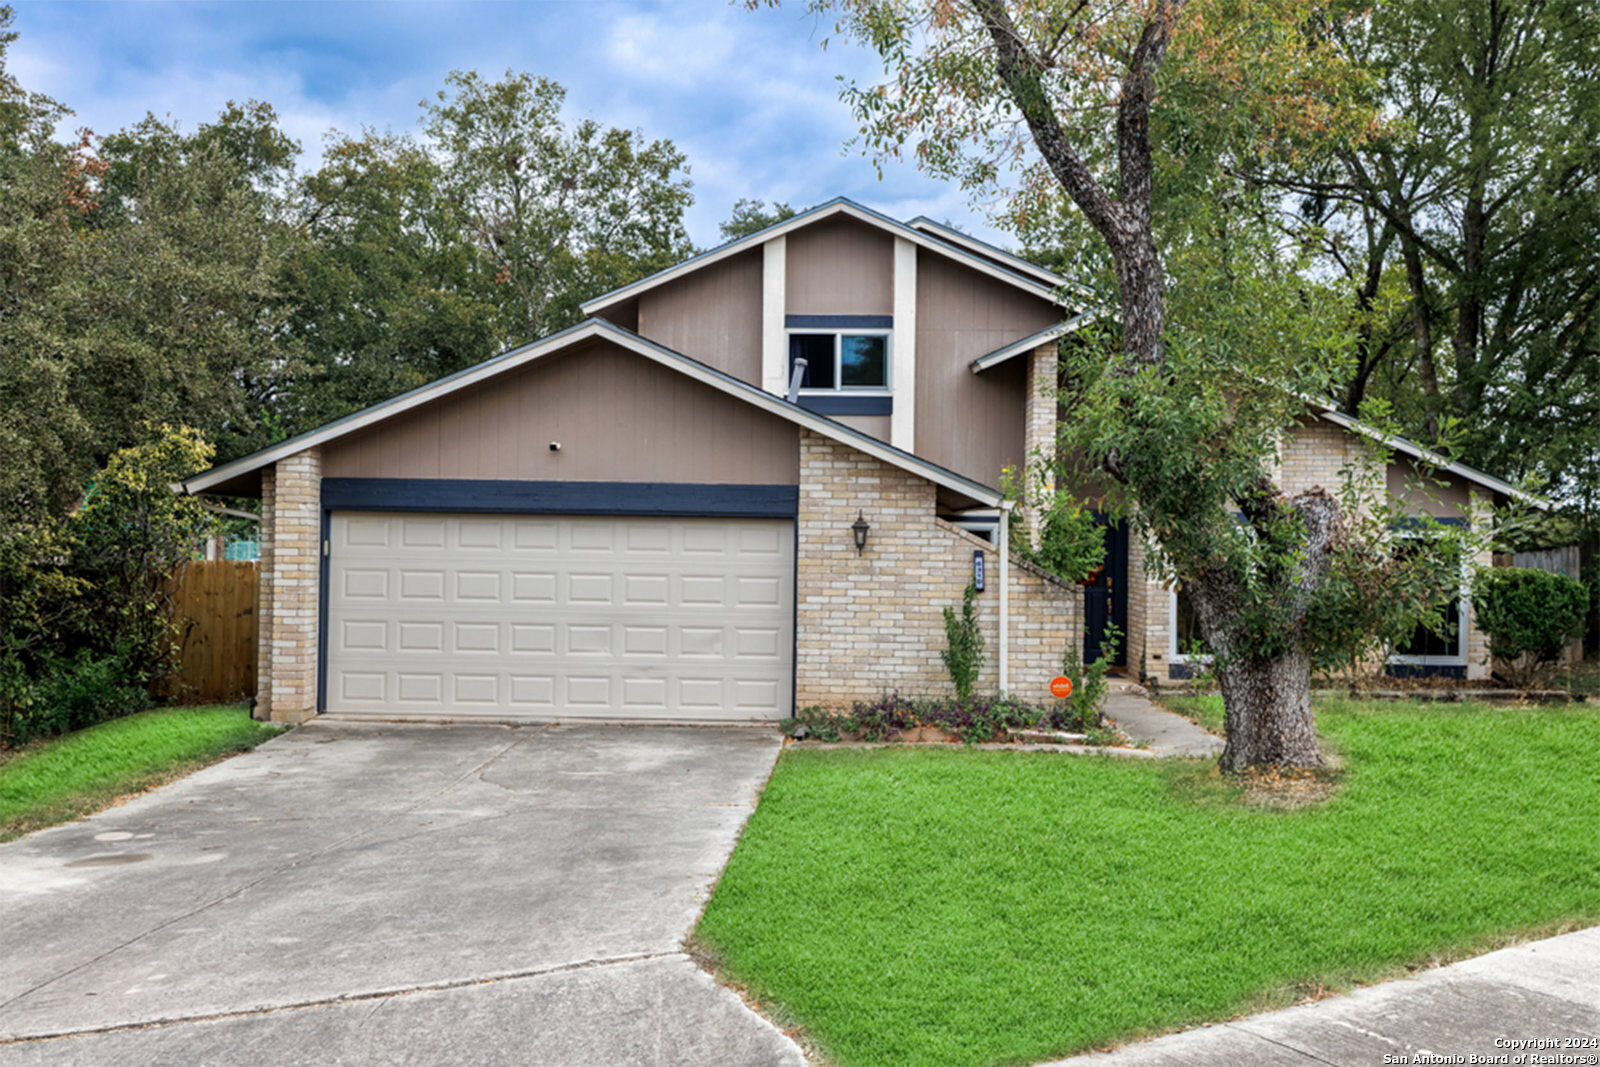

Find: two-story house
[184,198,1533,724]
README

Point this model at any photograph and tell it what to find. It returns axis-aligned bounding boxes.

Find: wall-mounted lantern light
[851,511,871,555]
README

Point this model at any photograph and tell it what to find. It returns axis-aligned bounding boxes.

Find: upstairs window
[789,331,890,391]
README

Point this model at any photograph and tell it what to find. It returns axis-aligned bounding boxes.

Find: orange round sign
[1049,675,1074,699]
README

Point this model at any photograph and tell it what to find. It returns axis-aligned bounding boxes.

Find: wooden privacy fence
[1510,545,1583,578]
[159,560,258,704]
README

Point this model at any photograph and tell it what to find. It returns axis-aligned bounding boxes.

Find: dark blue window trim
[1391,516,1469,530]
[1385,664,1467,680]
[786,314,892,329]
[796,395,893,416]
[320,478,799,518]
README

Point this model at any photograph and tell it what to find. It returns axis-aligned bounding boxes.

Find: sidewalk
[1041,926,1600,1065]
[1102,680,1224,757]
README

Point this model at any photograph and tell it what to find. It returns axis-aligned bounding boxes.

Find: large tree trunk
[1188,486,1341,772]
[1215,647,1324,771]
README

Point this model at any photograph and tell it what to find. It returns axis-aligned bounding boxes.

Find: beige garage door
[325,512,794,721]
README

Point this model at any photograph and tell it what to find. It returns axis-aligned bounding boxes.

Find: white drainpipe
[998,500,1013,695]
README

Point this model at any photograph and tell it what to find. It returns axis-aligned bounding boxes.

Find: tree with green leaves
[1,9,300,512]
[269,130,502,449]
[791,0,1482,770]
[1265,0,1600,508]
[422,70,694,345]
[263,72,699,448]
[719,198,798,241]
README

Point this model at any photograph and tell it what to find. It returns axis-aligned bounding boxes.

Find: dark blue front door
[1083,516,1128,668]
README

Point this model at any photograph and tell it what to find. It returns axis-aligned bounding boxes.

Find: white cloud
[605,11,737,88]
[6,0,1016,247]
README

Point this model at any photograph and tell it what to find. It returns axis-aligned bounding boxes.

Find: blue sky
[10,0,1010,248]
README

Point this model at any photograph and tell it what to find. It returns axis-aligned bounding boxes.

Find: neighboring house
[183,197,1535,724]
[1123,411,1544,684]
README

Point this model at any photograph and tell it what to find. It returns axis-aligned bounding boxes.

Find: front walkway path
[1041,925,1600,1065]
[1102,680,1224,757]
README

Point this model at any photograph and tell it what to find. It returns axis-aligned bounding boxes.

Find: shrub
[941,580,985,702]
[1052,624,1119,733]
[71,424,217,685]
[780,692,1120,746]
[2,647,151,749]
[1000,464,1106,583]
[1472,567,1588,687]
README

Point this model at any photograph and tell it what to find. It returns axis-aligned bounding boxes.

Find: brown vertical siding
[1387,454,1472,518]
[634,249,763,384]
[322,339,799,485]
[830,414,892,441]
[786,217,894,316]
[915,254,1062,487]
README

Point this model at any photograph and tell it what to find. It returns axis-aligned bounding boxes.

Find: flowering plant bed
[779,692,1126,746]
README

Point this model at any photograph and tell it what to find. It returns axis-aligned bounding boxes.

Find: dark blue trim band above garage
[795,395,893,416]
[320,478,799,518]
[786,314,892,329]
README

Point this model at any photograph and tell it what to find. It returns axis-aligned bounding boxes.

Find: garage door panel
[452,622,501,653]
[401,519,446,548]
[508,675,556,708]
[398,673,444,703]
[340,672,387,704]
[453,571,501,601]
[327,512,793,721]
[399,570,445,600]
[511,572,557,602]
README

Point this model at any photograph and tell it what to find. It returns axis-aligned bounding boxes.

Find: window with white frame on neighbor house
[1169,584,1212,664]
[788,331,890,391]
[1389,529,1467,667]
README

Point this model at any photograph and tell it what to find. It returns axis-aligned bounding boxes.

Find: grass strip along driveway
[695,700,1600,1067]
[0,705,283,841]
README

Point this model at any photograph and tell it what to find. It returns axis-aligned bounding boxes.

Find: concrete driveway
[0,721,804,1066]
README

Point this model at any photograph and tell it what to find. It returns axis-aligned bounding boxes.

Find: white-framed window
[1168,584,1212,664]
[788,330,891,392]
[1388,525,1469,669]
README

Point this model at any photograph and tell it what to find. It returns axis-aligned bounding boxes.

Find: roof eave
[1313,409,1549,510]
[969,308,1108,372]
[580,197,1073,318]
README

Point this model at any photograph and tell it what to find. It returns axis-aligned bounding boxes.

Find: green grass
[0,705,284,841]
[696,700,1600,1067]
[1163,692,1226,734]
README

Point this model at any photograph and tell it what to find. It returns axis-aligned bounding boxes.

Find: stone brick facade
[255,448,321,723]
[1022,343,1059,547]
[1274,419,1383,503]
[795,430,1080,706]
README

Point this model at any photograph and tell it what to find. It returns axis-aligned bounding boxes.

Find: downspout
[998,500,1013,695]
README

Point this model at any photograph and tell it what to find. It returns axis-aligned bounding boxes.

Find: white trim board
[906,216,1096,301]
[969,309,1108,373]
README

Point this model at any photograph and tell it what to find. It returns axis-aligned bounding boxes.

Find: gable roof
[1311,406,1546,509]
[906,216,1096,301]
[969,310,1108,373]
[183,318,1005,507]
[579,197,1080,319]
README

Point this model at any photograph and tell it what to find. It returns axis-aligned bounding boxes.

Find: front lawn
[0,705,283,841]
[695,700,1600,1066]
